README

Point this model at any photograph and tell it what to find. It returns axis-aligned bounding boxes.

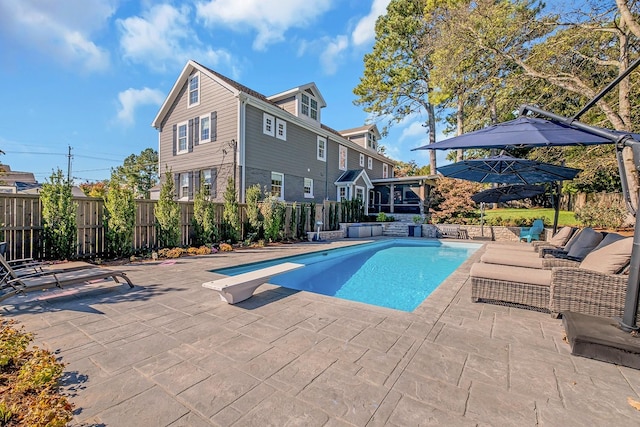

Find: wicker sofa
[470,235,633,318]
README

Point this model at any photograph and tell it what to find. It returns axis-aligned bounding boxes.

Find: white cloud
[116,87,165,126]
[0,0,113,71]
[196,0,333,50]
[118,4,235,73]
[351,0,391,47]
[320,35,349,75]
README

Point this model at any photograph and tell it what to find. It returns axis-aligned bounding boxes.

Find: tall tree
[354,0,439,173]
[114,148,158,199]
[103,172,135,257]
[40,168,77,260]
[154,167,180,248]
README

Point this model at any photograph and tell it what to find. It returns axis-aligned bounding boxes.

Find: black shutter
[194,117,200,146]
[211,111,217,142]
[174,174,180,199]
[172,124,177,156]
[189,171,194,200]
[188,119,194,152]
[211,168,218,198]
[194,170,201,194]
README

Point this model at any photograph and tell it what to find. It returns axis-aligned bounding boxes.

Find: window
[368,157,373,170]
[180,173,189,199]
[383,163,389,178]
[276,118,287,141]
[271,172,284,199]
[359,153,365,167]
[200,115,210,143]
[263,113,275,136]
[317,136,326,161]
[338,145,347,170]
[188,72,200,107]
[355,186,365,201]
[338,187,348,201]
[203,169,212,194]
[301,93,318,120]
[304,178,313,198]
[367,132,377,150]
[177,121,188,154]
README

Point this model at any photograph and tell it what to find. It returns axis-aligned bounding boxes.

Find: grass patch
[480,208,580,227]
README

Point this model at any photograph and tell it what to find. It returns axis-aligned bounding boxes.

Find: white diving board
[202,262,304,304]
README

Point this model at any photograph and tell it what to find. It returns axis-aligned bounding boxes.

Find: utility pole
[67,145,73,187]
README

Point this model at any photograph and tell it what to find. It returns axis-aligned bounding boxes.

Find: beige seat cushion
[566,228,604,259]
[485,243,536,252]
[470,262,552,286]
[580,237,633,274]
[548,226,575,246]
[480,250,543,269]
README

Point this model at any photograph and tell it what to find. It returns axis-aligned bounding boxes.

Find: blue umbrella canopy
[437,155,581,185]
[411,117,617,151]
[471,184,546,204]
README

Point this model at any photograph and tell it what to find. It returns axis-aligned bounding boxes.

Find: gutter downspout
[238,94,247,203]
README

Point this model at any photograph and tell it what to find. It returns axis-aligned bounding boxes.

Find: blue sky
[0,0,573,184]
[0,0,450,183]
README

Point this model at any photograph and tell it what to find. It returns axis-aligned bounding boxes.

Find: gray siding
[158,70,238,201]
[273,96,297,116]
[244,104,329,202]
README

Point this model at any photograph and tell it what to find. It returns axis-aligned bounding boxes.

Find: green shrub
[155,167,181,248]
[260,196,286,242]
[40,169,78,260]
[575,198,627,228]
[104,172,136,257]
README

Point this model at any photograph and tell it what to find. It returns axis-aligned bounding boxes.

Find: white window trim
[338,145,347,171]
[317,136,327,162]
[367,157,373,170]
[200,114,211,144]
[188,72,200,108]
[383,163,389,178]
[359,153,365,167]
[337,186,349,201]
[271,171,284,200]
[180,173,189,200]
[263,113,275,137]
[304,177,313,198]
[355,185,365,201]
[276,118,287,141]
[177,120,188,154]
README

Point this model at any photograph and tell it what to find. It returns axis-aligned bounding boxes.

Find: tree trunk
[428,102,437,174]
[456,95,464,162]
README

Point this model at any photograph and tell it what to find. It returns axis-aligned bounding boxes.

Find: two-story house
[152,60,433,217]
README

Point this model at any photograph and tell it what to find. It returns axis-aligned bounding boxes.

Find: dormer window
[367,132,377,150]
[188,72,200,107]
[301,93,318,120]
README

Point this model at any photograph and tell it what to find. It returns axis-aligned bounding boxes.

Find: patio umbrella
[471,184,546,237]
[471,184,546,204]
[411,117,617,151]
[437,155,581,185]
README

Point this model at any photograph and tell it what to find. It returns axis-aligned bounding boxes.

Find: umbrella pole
[480,202,485,237]
[553,182,560,234]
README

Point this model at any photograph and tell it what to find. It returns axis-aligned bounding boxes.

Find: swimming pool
[212,239,481,312]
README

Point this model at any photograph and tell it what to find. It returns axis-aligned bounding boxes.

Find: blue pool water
[213,239,480,312]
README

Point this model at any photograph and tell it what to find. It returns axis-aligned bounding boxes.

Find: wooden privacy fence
[0,194,341,261]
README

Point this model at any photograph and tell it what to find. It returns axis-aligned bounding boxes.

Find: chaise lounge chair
[486,226,578,253]
[470,236,633,317]
[481,228,611,270]
[0,253,133,303]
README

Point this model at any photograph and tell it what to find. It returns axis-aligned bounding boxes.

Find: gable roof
[335,169,373,189]
[151,60,394,164]
[339,124,380,139]
[267,82,327,109]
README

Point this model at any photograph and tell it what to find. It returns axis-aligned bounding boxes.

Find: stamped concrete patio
[2,238,640,426]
